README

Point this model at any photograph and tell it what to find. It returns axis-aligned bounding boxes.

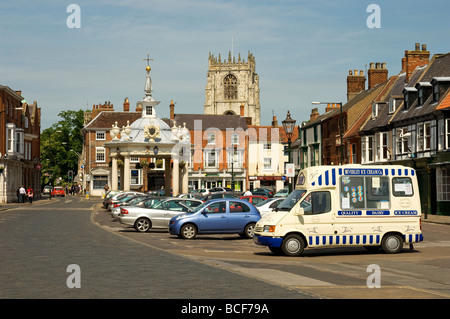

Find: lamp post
[282,111,296,193]
[312,101,344,165]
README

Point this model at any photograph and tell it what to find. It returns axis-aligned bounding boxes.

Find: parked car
[107,192,145,211]
[118,198,203,232]
[254,198,285,217]
[43,185,53,197]
[52,186,65,197]
[177,193,203,199]
[274,188,289,197]
[110,195,151,218]
[169,199,261,239]
[196,188,212,196]
[201,193,238,202]
[251,188,274,198]
[103,190,122,208]
[240,195,268,205]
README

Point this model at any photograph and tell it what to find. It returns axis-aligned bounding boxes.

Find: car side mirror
[292,205,304,216]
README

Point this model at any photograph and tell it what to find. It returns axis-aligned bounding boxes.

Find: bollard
[86,191,89,200]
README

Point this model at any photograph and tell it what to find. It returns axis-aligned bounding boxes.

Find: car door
[197,201,227,233]
[295,191,335,246]
[227,201,253,232]
[162,200,188,225]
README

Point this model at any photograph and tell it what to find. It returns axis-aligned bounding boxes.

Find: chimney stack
[123,97,130,112]
[402,43,430,82]
[170,100,175,120]
[272,115,278,127]
[310,108,319,121]
[347,69,366,101]
[368,62,388,89]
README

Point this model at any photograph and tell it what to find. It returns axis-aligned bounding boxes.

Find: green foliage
[40,109,85,186]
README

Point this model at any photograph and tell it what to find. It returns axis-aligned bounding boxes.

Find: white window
[96,131,106,140]
[232,133,239,145]
[228,149,242,168]
[145,105,153,116]
[263,142,271,150]
[438,120,445,150]
[389,98,396,114]
[96,147,106,162]
[437,168,450,201]
[446,119,450,150]
[263,157,272,170]
[417,122,431,152]
[372,103,378,119]
[205,150,217,168]
[130,169,142,185]
[375,132,388,161]
[207,133,215,145]
[130,157,139,163]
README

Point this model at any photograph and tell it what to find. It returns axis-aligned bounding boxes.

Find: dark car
[240,195,268,205]
[201,193,238,202]
[251,188,274,198]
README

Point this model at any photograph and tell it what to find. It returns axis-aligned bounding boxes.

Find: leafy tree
[40,110,85,187]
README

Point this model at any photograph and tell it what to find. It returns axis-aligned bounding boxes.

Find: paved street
[1,195,450,302]
[0,196,311,300]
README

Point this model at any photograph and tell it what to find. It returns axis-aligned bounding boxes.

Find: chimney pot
[422,44,427,51]
[415,43,420,51]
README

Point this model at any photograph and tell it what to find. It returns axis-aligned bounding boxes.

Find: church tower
[204,51,260,125]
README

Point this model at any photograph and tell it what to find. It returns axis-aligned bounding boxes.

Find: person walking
[19,185,26,203]
[27,187,33,204]
[243,188,252,196]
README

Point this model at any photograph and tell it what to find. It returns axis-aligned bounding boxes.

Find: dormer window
[403,87,417,110]
[418,88,423,106]
[389,98,396,114]
[372,102,378,119]
[433,83,440,102]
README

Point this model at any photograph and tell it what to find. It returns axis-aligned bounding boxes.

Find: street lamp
[312,101,344,165]
[282,111,296,193]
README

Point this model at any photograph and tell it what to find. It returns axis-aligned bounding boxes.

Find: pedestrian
[27,187,33,204]
[243,188,252,196]
[19,185,26,203]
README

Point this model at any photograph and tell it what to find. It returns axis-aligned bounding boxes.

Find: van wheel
[281,234,305,256]
[381,233,403,254]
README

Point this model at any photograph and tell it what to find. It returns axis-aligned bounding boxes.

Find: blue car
[169,199,261,239]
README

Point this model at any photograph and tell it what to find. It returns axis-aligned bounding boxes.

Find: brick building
[0,86,41,203]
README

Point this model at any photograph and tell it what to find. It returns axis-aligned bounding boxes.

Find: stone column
[164,157,171,196]
[181,165,188,194]
[123,154,130,191]
[172,156,179,196]
[111,156,118,191]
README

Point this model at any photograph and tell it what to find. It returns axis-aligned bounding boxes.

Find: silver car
[118,198,203,232]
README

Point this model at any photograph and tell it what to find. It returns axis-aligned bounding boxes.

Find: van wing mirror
[293,205,304,216]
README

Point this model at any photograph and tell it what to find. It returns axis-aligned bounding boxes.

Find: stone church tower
[204,51,260,125]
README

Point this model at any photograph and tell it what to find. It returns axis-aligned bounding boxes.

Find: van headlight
[263,225,276,232]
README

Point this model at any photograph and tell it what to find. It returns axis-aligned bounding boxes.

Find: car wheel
[180,223,197,239]
[281,234,305,257]
[381,233,403,254]
[134,217,151,232]
[241,223,256,239]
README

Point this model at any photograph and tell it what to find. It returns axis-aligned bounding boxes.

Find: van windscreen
[277,189,307,211]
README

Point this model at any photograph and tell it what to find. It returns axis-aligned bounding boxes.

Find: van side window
[392,177,414,197]
[340,176,390,209]
[301,191,331,215]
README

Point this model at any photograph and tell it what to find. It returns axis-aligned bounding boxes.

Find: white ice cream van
[253,165,423,256]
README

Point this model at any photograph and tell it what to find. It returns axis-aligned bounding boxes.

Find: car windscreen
[276,189,307,211]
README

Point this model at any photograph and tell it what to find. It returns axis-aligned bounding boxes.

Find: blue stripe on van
[332,168,336,185]
[325,171,329,186]
[392,169,395,176]
[318,175,322,186]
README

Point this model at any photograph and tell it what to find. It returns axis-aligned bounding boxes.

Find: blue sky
[1,0,449,129]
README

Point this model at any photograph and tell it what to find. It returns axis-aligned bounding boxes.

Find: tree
[40,110,85,187]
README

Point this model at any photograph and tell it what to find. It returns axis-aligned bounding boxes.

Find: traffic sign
[286,163,295,177]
